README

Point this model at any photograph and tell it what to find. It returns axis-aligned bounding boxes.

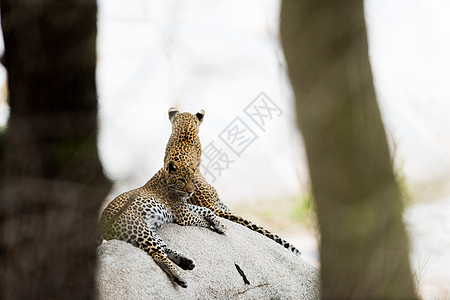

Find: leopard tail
[215,210,301,255]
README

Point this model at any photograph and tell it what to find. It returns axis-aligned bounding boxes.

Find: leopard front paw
[173,276,188,288]
[178,256,195,270]
[213,221,226,234]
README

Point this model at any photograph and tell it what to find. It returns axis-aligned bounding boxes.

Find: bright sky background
[366,0,450,185]
[95,0,450,202]
[0,0,449,202]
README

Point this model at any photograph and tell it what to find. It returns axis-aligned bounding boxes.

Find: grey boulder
[96,218,320,299]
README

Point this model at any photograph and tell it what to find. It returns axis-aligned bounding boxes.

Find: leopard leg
[154,233,195,270]
[119,214,189,288]
[173,205,225,234]
[150,250,188,288]
[165,248,195,271]
[186,204,226,233]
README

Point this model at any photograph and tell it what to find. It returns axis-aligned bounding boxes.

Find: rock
[96,218,320,299]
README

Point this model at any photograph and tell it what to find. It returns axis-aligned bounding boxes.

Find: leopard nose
[186,181,194,194]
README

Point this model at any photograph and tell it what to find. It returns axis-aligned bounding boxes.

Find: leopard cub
[98,108,225,288]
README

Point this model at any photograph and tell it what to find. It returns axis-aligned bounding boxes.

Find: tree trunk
[280,1,416,298]
[0,1,111,299]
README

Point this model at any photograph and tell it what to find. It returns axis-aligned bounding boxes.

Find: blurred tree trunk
[0,1,111,299]
[280,1,416,299]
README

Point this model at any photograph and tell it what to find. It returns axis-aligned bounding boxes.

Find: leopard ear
[168,107,179,123]
[196,109,205,123]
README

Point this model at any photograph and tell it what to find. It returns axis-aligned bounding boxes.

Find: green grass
[231,189,318,233]
[290,191,313,222]
[394,163,414,207]
[412,254,430,298]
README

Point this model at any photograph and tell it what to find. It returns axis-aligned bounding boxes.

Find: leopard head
[162,107,204,196]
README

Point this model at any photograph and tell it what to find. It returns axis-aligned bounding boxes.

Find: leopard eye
[167,161,177,173]
[179,178,186,185]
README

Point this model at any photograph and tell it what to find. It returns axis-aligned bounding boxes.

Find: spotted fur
[98,109,225,288]
[167,108,302,256]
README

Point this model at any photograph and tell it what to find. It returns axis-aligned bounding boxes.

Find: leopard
[98,108,226,288]
[168,108,302,256]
